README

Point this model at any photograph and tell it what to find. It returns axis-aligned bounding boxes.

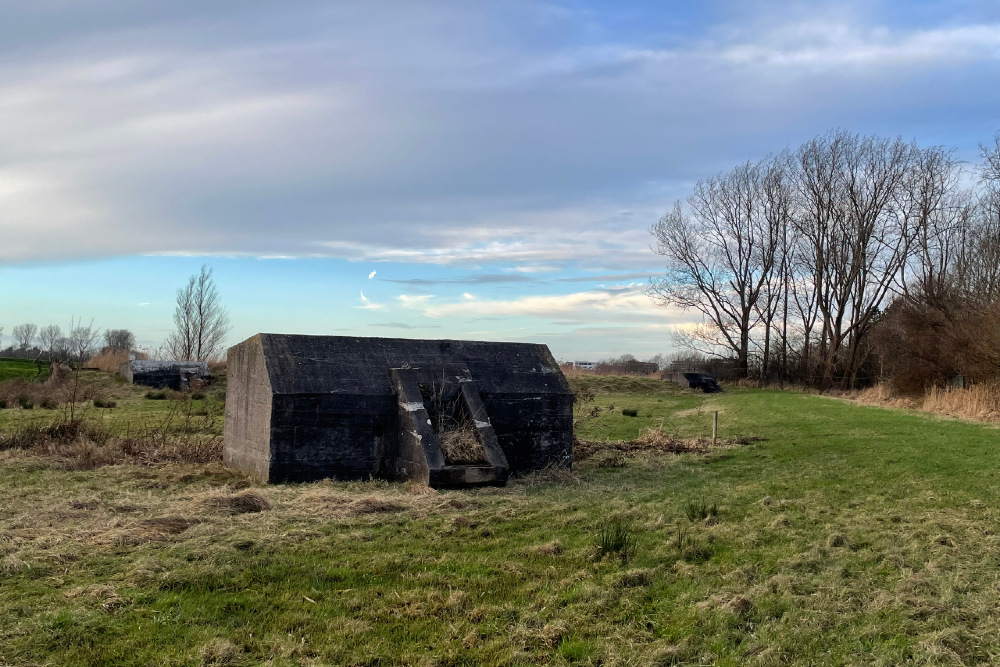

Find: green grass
[2,375,1000,665]
[0,357,49,382]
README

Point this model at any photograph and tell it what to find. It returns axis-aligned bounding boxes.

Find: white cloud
[397,294,433,307]
[368,269,376,279]
[420,285,687,325]
[357,289,383,310]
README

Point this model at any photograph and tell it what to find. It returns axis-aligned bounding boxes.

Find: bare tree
[649,160,782,377]
[69,319,100,363]
[12,323,38,351]
[38,325,62,360]
[794,131,917,387]
[166,265,231,361]
[103,329,136,352]
[57,317,101,421]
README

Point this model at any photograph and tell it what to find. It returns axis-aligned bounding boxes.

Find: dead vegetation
[574,426,757,461]
[848,382,1000,422]
[439,422,488,464]
[0,415,221,469]
[206,490,272,514]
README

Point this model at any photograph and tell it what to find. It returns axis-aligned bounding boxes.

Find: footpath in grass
[2,377,1000,665]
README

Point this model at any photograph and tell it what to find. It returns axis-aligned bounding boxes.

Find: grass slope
[0,357,49,382]
[1,377,1000,665]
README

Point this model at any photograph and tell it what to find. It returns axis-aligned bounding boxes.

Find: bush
[38,398,57,410]
[621,407,638,417]
[0,397,7,409]
[145,391,167,400]
[93,398,117,409]
[17,396,33,410]
[191,392,205,401]
[596,518,637,563]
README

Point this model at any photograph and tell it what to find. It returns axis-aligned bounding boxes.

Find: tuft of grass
[93,398,117,409]
[683,499,719,522]
[208,490,272,515]
[621,407,638,417]
[190,392,206,401]
[596,517,637,563]
[144,391,167,400]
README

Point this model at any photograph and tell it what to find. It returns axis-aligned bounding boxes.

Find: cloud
[368,269,376,279]
[368,322,441,329]
[357,289,383,310]
[416,285,687,325]
[383,273,535,286]
[2,2,1000,269]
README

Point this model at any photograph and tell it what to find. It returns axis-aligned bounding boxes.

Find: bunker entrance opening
[392,365,510,487]
[418,380,489,465]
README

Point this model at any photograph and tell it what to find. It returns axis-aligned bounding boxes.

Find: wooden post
[712,411,718,447]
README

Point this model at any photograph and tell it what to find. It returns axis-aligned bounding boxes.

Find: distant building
[574,361,597,370]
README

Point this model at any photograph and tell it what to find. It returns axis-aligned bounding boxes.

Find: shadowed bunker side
[224,334,573,487]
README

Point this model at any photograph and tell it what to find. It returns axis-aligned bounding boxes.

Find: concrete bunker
[121,360,211,391]
[223,334,573,487]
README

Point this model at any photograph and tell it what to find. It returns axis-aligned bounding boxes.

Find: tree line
[1,265,231,364]
[649,129,1000,390]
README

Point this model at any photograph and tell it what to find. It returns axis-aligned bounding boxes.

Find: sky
[2,0,999,360]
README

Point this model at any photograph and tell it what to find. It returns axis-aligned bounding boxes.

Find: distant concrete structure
[224,334,574,487]
[662,370,722,393]
[121,360,211,391]
[573,361,597,370]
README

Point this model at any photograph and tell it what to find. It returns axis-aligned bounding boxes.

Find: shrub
[93,398,117,409]
[145,391,167,400]
[621,407,638,417]
[596,518,637,563]
[191,392,205,401]
[0,398,7,409]
[683,500,719,522]
[38,398,57,410]
[17,396,33,410]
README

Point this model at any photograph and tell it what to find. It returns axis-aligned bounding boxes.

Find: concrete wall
[223,336,274,481]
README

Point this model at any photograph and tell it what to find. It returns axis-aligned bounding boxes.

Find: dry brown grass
[206,490,272,515]
[574,428,713,461]
[439,422,488,464]
[88,350,132,373]
[922,383,1000,421]
[0,418,222,469]
[849,382,1000,422]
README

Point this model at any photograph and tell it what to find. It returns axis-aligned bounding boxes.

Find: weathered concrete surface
[120,360,210,391]
[223,334,573,486]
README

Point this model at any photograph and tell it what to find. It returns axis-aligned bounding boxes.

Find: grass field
[0,357,49,382]
[2,374,1000,665]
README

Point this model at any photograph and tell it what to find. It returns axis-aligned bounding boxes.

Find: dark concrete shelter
[121,360,211,391]
[224,334,573,487]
